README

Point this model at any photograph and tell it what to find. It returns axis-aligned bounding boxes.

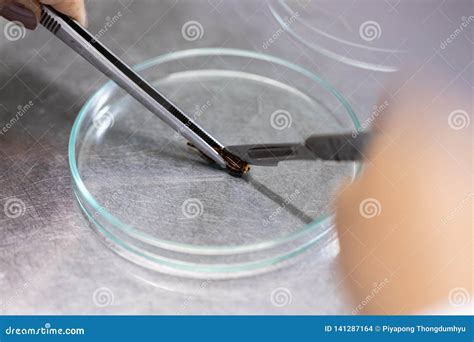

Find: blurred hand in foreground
[335,67,472,314]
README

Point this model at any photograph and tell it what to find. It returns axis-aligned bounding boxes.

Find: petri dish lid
[69,48,361,278]
[269,0,407,72]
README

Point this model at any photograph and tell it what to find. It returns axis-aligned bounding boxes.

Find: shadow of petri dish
[69,48,361,279]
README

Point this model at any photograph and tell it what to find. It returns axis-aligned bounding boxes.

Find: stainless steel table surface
[0,0,471,314]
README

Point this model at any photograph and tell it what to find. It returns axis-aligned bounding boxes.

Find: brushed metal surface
[0,0,470,314]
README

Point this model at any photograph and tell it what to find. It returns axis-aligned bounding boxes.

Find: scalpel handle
[305,132,371,161]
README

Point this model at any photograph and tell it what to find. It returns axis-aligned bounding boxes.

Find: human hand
[335,70,472,314]
[0,0,86,29]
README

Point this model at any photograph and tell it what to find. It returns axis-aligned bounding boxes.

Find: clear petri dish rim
[269,0,406,73]
[69,48,361,260]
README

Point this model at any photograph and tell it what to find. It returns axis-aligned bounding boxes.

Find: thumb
[0,0,41,29]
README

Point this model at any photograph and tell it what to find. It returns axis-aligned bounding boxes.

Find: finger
[0,0,41,29]
[40,0,85,26]
[334,74,471,314]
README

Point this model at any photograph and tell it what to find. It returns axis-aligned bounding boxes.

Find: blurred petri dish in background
[69,48,361,278]
[269,0,407,72]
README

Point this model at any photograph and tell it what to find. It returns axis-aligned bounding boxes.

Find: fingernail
[0,3,37,30]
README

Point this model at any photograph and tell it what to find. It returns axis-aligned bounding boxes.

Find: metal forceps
[39,5,368,176]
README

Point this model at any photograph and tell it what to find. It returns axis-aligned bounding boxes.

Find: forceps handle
[38,5,227,169]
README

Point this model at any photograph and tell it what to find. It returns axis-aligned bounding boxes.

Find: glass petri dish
[269,0,407,72]
[70,48,361,278]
